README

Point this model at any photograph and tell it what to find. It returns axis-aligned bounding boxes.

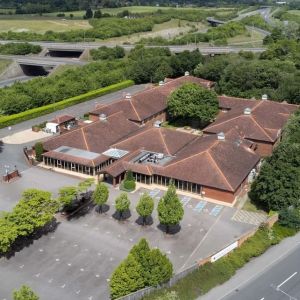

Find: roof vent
[217,132,225,141]
[99,113,107,121]
[184,71,190,76]
[262,94,268,100]
[159,80,165,86]
[244,107,252,115]
[125,93,132,100]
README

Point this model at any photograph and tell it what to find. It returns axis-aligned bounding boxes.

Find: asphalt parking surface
[0,176,255,300]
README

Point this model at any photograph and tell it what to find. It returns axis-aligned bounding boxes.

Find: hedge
[0,80,134,128]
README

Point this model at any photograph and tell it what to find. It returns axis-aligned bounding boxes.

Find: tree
[147,248,173,286]
[94,9,102,18]
[136,193,154,225]
[110,254,144,299]
[129,238,151,282]
[167,83,219,127]
[85,7,93,19]
[157,183,184,233]
[92,182,109,213]
[34,142,43,162]
[13,285,39,300]
[10,189,58,237]
[129,238,173,286]
[115,193,130,219]
[279,207,300,229]
[58,186,78,208]
[78,178,94,193]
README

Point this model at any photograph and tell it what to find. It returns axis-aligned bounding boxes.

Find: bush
[123,180,136,191]
[34,142,43,162]
[0,80,134,128]
[0,42,42,55]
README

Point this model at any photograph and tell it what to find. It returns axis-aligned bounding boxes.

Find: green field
[0,59,12,74]
[227,27,265,46]
[288,10,300,16]
[106,18,208,43]
[0,19,91,33]
[45,6,237,17]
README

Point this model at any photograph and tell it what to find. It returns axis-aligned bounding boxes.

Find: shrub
[34,142,44,162]
[13,285,39,300]
[123,180,136,191]
[0,80,134,128]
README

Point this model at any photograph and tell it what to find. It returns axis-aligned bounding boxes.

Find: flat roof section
[102,148,129,159]
[54,146,100,160]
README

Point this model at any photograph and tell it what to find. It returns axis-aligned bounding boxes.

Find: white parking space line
[277,272,297,289]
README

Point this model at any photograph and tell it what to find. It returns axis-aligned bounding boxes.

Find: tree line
[0,43,41,55]
[249,110,300,229]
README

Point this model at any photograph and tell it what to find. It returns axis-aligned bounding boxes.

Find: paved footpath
[198,231,300,300]
[0,84,147,139]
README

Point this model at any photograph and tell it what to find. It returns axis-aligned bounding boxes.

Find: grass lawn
[0,59,12,74]
[242,198,265,213]
[227,27,264,46]
[45,6,238,18]
[104,19,207,43]
[0,19,91,33]
[288,10,300,16]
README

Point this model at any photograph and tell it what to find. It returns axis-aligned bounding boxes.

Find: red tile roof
[90,75,214,122]
[43,111,140,154]
[50,114,75,125]
[205,96,299,142]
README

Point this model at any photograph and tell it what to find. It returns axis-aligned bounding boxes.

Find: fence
[117,263,199,300]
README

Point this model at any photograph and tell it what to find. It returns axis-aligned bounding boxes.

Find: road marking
[181,196,191,207]
[277,272,297,289]
[259,298,264,300]
[217,243,300,300]
[179,209,224,271]
[210,205,223,217]
[193,201,207,213]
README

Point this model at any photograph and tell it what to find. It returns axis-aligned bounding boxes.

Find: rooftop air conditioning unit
[262,94,268,100]
[159,81,165,86]
[184,71,190,76]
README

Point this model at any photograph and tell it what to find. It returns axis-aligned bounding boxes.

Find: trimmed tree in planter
[122,170,136,191]
[158,183,184,233]
[136,193,154,225]
[115,192,130,220]
[92,182,109,213]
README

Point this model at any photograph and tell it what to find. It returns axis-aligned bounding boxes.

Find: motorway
[0,75,32,87]
[223,244,300,300]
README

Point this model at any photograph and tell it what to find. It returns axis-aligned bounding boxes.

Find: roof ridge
[205,114,243,130]
[112,127,153,147]
[128,99,142,121]
[250,115,274,141]
[81,127,90,151]
[165,139,217,168]
[206,151,234,191]
[158,129,171,155]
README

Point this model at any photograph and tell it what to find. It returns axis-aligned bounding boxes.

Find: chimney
[217,132,225,141]
[99,113,107,121]
[125,93,132,100]
[184,71,190,76]
[262,94,268,100]
[244,107,252,115]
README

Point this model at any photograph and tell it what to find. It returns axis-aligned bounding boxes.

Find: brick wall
[202,186,235,204]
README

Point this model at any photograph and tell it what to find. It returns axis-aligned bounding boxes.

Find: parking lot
[0,175,256,300]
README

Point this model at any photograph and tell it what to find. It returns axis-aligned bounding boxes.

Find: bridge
[206,17,226,27]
